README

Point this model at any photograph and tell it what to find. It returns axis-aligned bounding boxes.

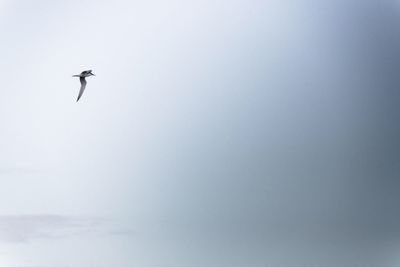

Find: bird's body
[73,70,95,102]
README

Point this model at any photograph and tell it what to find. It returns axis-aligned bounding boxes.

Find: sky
[0,0,400,266]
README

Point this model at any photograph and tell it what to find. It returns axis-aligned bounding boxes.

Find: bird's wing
[81,70,92,75]
[77,77,87,102]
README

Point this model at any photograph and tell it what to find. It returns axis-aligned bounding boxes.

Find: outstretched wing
[77,77,87,102]
[81,70,92,75]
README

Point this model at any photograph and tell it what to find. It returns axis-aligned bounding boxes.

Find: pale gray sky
[1,0,400,266]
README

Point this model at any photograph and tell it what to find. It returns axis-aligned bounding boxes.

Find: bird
[72,70,95,102]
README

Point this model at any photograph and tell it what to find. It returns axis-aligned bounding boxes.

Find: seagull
[72,70,95,102]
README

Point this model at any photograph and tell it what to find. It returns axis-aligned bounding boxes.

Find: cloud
[0,214,106,243]
[0,168,42,175]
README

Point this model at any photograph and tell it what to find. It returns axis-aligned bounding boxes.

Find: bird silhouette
[72,70,95,102]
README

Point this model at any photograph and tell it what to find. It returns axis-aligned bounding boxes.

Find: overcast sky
[1,0,400,266]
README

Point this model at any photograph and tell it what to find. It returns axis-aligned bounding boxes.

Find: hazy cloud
[0,215,106,243]
[0,168,42,176]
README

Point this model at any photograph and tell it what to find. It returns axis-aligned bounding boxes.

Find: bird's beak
[92,73,96,76]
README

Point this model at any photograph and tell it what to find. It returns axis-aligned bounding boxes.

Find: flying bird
[72,70,95,102]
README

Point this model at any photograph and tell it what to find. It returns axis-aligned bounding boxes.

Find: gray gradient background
[0,0,400,266]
